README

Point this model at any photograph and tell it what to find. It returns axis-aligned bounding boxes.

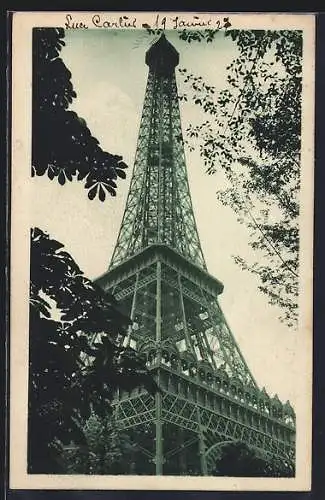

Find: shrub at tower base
[212,441,294,477]
[28,228,158,473]
[60,414,136,474]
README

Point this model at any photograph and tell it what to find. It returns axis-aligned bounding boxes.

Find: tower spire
[109,34,206,270]
[145,32,179,74]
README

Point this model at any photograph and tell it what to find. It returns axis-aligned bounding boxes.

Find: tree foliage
[29,29,162,474]
[28,228,158,473]
[178,30,302,328]
[213,441,294,477]
[32,28,127,201]
[61,413,137,474]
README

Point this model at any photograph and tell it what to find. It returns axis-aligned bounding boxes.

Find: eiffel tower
[96,33,296,476]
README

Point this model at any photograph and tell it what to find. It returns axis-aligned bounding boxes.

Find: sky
[30,29,302,405]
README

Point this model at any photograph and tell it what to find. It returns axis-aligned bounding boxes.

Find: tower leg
[178,428,187,474]
[155,261,163,475]
[155,391,163,475]
[199,432,208,475]
[197,407,208,475]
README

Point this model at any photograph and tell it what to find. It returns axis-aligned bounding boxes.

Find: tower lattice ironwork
[96,33,295,476]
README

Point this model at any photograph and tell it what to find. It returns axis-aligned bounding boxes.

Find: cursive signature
[65,14,137,30]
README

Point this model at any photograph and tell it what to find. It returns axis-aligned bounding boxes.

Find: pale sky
[31,29,302,406]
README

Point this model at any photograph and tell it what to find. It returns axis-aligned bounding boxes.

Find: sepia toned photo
[10,12,314,491]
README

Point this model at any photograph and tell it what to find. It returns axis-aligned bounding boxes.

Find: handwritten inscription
[65,14,137,29]
[64,13,232,31]
[92,14,137,29]
[159,15,231,30]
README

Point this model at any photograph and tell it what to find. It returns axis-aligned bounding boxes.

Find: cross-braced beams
[113,375,295,475]
[97,244,295,474]
[95,34,296,476]
[109,57,205,270]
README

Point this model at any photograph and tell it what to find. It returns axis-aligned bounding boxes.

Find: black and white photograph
[10,11,314,491]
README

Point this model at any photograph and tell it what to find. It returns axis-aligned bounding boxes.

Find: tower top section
[145,33,179,75]
[109,32,206,270]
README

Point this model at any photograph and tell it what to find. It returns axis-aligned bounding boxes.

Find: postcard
[9,11,314,491]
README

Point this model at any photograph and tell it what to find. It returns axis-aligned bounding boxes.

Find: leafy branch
[32,28,128,202]
[178,30,302,327]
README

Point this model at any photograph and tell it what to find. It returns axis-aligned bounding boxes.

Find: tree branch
[241,196,299,278]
